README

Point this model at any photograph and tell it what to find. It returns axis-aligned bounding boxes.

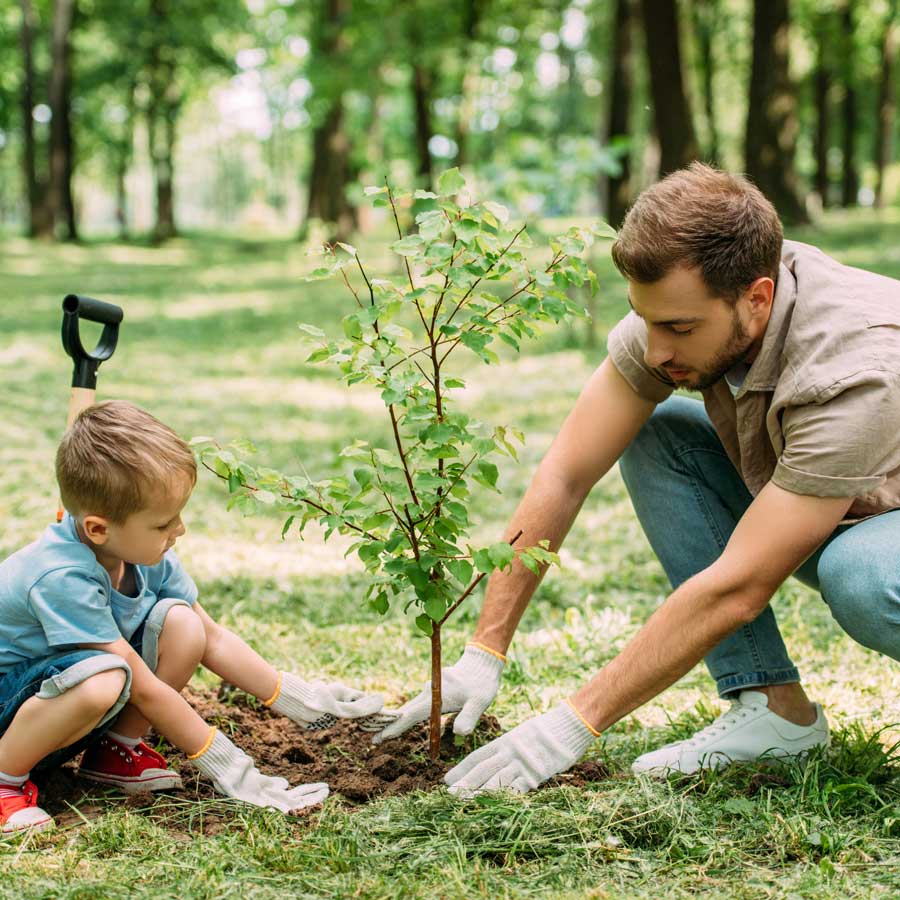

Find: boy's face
[81,475,192,566]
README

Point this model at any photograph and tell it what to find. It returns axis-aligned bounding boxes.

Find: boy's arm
[80,636,329,812]
[80,637,211,753]
[192,601,388,728]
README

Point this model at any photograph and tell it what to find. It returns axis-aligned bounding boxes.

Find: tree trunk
[840,1,858,207]
[47,0,77,240]
[874,2,898,207]
[19,0,48,237]
[599,0,633,227]
[744,0,807,224]
[411,63,434,189]
[813,12,832,207]
[429,625,442,761]
[302,0,355,241]
[691,0,719,163]
[639,0,699,175]
[452,0,483,169]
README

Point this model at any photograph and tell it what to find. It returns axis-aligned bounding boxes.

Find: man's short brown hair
[56,400,197,522]
[611,163,784,301]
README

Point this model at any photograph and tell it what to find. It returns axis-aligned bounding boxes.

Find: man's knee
[819,543,900,658]
[159,604,207,664]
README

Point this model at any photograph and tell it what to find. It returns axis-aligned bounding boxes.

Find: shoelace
[0,781,39,817]
[685,702,751,747]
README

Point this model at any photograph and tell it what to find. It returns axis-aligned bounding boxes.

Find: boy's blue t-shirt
[0,515,198,673]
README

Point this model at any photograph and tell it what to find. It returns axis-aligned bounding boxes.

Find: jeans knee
[819,549,900,658]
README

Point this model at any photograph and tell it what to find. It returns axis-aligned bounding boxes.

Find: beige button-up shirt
[608,240,900,522]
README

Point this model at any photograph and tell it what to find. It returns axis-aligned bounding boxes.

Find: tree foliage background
[0,0,897,240]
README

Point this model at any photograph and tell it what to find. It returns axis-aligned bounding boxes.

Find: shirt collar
[738,260,797,395]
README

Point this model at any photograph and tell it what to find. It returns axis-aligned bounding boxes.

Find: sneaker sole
[78,770,183,793]
[2,815,54,835]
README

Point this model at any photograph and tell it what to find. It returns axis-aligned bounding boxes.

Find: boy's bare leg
[112,605,207,740]
[0,669,127,776]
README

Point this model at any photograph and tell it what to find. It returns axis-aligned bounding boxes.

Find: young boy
[0,400,389,833]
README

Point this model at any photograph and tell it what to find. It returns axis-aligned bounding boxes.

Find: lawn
[1,208,900,898]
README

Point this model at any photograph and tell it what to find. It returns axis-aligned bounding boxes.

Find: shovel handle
[61,294,123,390]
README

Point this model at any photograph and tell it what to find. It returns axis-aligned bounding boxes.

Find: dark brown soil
[32,686,610,832]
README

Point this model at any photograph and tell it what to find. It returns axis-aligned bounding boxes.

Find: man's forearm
[570,566,765,732]
[473,465,591,654]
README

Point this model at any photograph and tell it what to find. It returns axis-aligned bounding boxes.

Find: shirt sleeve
[772,374,900,497]
[27,567,121,647]
[155,550,198,605]
[606,312,675,403]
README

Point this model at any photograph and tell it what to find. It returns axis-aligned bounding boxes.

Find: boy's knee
[76,668,129,715]
[160,604,207,661]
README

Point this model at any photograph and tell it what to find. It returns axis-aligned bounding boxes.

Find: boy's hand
[270,673,393,731]
[190,728,328,813]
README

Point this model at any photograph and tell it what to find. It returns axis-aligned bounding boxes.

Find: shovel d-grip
[57,294,124,520]
[61,294,123,391]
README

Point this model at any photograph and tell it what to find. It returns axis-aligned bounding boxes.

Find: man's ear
[745,276,775,320]
[81,514,111,545]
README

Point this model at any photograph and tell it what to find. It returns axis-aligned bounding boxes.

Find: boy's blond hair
[56,400,197,523]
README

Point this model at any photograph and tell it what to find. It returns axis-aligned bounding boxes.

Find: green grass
[2,209,900,897]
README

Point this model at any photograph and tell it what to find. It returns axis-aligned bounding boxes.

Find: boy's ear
[81,515,111,545]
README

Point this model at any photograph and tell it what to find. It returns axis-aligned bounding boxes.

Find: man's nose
[644,331,674,368]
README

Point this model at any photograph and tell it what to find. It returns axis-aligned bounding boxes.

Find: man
[374,163,900,795]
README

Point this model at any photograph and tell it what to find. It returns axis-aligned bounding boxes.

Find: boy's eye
[671,327,694,336]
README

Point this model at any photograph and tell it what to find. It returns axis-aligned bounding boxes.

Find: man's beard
[683,312,755,391]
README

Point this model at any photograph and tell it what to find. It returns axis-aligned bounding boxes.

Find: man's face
[628,266,772,392]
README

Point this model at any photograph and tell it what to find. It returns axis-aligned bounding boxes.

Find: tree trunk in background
[453,0,483,169]
[639,0,699,175]
[47,0,77,240]
[303,0,355,241]
[20,0,49,237]
[599,0,633,227]
[813,12,832,207]
[840,1,858,207]
[874,1,897,207]
[146,0,179,241]
[744,0,807,224]
[411,63,434,188]
[691,0,719,163]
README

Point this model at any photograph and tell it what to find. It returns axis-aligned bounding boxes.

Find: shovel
[58,294,124,520]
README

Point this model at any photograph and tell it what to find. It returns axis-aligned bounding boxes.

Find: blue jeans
[619,395,900,697]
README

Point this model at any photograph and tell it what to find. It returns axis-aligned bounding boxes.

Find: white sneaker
[631,690,829,776]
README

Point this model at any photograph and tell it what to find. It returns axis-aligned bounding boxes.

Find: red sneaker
[0,781,53,833]
[79,736,183,793]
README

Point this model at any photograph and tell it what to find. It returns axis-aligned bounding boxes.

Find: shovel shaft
[55,383,98,522]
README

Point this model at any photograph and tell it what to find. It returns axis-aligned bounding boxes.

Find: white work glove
[190,729,329,812]
[373,644,504,745]
[270,672,392,732]
[444,701,598,797]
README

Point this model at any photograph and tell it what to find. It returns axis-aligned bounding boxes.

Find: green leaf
[447,559,473,585]
[437,167,466,196]
[453,218,480,242]
[227,472,242,493]
[298,323,326,338]
[415,614,433,636]
[364,185,389,196]
[254,489,277,505]
[392,235,424,256]
[370,591,390,614]
[425,595,445,621]
[488,542,515,570]
[280,516,295,540]
[444,377,466,388]
[475,460,499,487]
[472,547,494,574]
[414,189,438,199]
[336,242,358,256]
[482,201,510,225]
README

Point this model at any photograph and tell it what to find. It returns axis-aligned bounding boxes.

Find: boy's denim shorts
[0,596,190,770]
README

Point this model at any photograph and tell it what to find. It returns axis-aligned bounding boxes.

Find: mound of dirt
[32,686,609,830]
